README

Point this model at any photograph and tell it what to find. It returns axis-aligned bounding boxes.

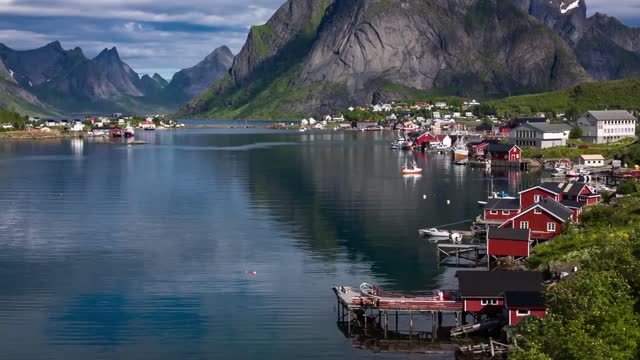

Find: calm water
[0,129,540,359]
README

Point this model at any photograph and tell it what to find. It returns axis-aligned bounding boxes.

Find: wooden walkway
[437,243,487,266]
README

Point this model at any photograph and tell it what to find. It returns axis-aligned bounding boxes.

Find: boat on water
[402,161,422,175]
[124,126,135,138]
[401,141,415,151]
[418,228,452,237]
[453,136,469,161]
[109,128,122,138]
[390,131,406,149]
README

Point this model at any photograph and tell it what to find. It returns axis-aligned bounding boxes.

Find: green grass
[488,77,640,116]
[521,138,638,161]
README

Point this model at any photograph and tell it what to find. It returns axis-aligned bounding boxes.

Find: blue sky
[0,0,637,81]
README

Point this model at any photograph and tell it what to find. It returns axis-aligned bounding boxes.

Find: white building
[432,112,441,119]
[578,154,605,167]
[508,123,571,148]
[434,102,447,109]
[70,122,85,132]
[577,110,637,144]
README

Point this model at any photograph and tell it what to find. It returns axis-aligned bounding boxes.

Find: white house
[577,110,637,144]
[434,102,447,109]
[453,112,461,118]
[1,123,13,129]
[465,112,474,118]
[70,122,85,132]
[372,104,383,112]
[508,123,571,148]
[432,111,441,119]
[578,154,605,167]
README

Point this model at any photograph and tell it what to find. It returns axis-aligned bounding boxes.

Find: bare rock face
[185,0,592,118]
[168,46,234,97]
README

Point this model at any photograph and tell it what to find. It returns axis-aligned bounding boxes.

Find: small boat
[390,132,406,149]
[453,136,469,161]
[299,127,307,133]
[402,161,422,175]
[418,228,451,237]
[401,141,415,151]
[124,126,135,138]
[109,128,122,138]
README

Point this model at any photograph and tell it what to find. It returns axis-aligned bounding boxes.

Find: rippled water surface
[0,129,540,359]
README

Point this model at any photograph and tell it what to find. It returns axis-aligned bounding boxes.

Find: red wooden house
[456,271,543,316]
[560,200,585,222]
[483,198,521,224]
[416,133,437,148]
[520,182,600,209]
[468,142,489,158]
[562,182,601,205]
[503,291,547,326]
[486,228,532,261]
[487,144,521,162]
[500,198,574,240]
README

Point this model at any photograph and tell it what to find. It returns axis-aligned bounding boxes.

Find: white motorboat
[418,228,452,237]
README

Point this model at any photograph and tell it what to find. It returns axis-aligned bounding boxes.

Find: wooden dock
[437,243,487,266]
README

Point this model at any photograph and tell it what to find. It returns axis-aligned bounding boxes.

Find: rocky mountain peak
[44,41,63,50]
[167,45,234,98]
[95,47,121,62]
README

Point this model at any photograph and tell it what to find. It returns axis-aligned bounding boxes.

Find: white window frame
[547,222,556,232]
[520,221,529,230]
[516,310,531,317]
[481,299,499,306]
[533,195,541,203]
[502,210,510,215]
[534,208,542,214]
[490,210,498,215]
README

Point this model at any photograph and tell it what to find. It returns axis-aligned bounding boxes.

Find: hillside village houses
[508,123,571,149]
[577,110,637,144]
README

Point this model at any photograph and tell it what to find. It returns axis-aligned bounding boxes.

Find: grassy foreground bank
[510,193,640,360]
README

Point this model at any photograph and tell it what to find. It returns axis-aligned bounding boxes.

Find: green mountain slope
[487,77,640,116]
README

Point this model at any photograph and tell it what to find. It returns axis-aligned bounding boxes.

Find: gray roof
[488,228,530,241]
[562,182,587,197]
[538,182,565,194]
[521,122,572,133]
[504,291,546,308]
[561,200,585,209]
[537,198,574,221]
[485,198,520,210]
[488,144,518,152]
[457,271,543,298]
[586,110,636,122]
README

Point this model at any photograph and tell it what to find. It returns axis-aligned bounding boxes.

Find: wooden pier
[333,286,465,342]
[437,243,487,266]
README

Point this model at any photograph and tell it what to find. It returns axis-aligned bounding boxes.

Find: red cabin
[483,198,520,223]
[416,133,437,148]
[457,271,543,315]
[487,228,532,260]
[503,291,547,326]
[519,184,562,209]
[487,144,521,162]
[500,198,573,240]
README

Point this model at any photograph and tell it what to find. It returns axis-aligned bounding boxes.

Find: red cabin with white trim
[487,228,531,259]
[504,291,547,326]
[500,198,573,240]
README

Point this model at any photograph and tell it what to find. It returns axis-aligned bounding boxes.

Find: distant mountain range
[0,41,234,115]
[182,0,640,119]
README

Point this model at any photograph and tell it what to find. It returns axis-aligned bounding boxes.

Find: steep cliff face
[0,41,86,88]
[512,0,640,80]
[168,46,234,98]
[140,73,168,95]
[184,0,589,119]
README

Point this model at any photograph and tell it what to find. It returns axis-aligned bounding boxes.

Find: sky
[0,0,638,81]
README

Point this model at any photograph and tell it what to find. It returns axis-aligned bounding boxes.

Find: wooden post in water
[395,311,399,332]
[384,311,388,339]
[348,310,351,334]
[364,309,368,335]
[409,310,413,340]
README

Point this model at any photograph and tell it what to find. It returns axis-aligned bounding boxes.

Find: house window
[534,208,542,214]
[533,195,541,203]
[490,210,498,215]
[502,211,510,215]
[481,299,499,306]
[520,221,529,230]
[516,310,531,317]
[547,222,556,232]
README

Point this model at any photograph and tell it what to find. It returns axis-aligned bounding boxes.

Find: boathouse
[499,198,573,240]
[456,271,543,315]
[503,291,547,326]
[520,182,600,208]
[482,198,521,224]
[416,133,437,149]
[486,228,532,259]
[487,144,521,162]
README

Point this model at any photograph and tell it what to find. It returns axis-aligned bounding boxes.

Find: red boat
[109,128,123,137]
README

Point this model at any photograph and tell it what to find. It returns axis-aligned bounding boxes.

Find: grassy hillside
[488,77,640,116]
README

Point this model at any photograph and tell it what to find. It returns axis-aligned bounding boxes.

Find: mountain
[513,0,640,80]
[0,55,54,115]
[139,73,168,95]
[184,0,592,119]
[0,41,86,89]
[167,46,234,99]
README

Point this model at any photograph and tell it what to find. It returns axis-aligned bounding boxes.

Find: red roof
[435,135,449,141]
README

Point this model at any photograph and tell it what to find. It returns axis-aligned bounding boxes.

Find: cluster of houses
[445,181,602,326]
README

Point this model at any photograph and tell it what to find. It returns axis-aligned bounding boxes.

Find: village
[328,101,640,358]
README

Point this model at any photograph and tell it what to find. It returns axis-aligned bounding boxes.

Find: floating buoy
[423,194,427,200]
[251,271,257,276]
[447,200,451,205]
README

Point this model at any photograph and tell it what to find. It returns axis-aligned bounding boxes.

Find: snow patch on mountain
[560,0,580,14]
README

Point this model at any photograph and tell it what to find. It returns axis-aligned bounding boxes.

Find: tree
[569,127,583,140]
[617,180,639,195]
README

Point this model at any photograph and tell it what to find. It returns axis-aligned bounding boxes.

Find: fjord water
[0,129,539,359]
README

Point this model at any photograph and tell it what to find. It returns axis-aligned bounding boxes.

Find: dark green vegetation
[488,77,640,117]
[511,194,640,360]
[0,108,28,130]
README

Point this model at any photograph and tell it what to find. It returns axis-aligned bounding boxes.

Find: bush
[618,181,639,195]
[577,144,589,149]
[569,127,583,139]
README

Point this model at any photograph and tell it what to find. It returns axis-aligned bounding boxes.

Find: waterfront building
[503,291,547,326]
[508,123,571,148]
